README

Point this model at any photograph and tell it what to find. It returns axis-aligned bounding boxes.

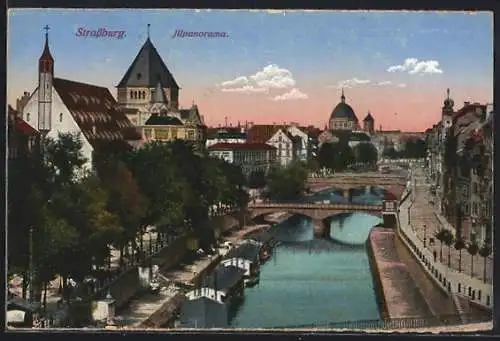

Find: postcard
[6,8,493,332]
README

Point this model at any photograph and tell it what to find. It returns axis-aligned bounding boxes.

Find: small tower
[151,80,167,105]
[340,88,345,103]
[38,25,54,134]
[363,111,375,134]
[442,88,454,129]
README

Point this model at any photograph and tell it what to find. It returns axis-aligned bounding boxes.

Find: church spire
[39,25,54,74]
[147,24,151,40]
[341,88,345,103]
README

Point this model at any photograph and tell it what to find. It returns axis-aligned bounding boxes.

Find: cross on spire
[43,25,50,40]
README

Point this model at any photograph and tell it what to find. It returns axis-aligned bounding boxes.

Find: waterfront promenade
[116,223,270,328]
[408,168,492,283]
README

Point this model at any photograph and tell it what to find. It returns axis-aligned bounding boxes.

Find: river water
[229,211,383,329]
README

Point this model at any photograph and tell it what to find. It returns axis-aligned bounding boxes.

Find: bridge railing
[269,312,492,330]
[248,202,383,210]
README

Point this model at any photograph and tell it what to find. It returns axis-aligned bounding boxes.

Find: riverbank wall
[366,231,389,320]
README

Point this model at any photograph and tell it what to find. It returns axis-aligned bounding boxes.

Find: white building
[266,128,300,167]
[206,129,247,148]
[286,125,309,161]
[207,142,277,176]
[19,28,142,172]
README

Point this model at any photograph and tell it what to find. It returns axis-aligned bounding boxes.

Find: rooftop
[208,142,276,151]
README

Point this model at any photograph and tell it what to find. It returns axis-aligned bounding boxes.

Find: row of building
[426,89,493,244]
[204,93,425,176]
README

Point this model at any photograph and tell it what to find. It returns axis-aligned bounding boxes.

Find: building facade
[266,128,300,167]
[426,89,493,244]
[116,30,207,149]
[206,129,247,148]
[207,142,277,177]
[18,30,142,172]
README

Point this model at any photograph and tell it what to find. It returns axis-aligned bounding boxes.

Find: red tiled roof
[247,124,284,143]
[8,105,38,136]
[52,77,142,151]
[208,142,276,151]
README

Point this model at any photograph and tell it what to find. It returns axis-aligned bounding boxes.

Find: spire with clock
[38,25,54,135]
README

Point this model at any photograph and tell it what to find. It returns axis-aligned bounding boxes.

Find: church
[18,26,143,172]
[319,89,374,147]
[115,28,207,151]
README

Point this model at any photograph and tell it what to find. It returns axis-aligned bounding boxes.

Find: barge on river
[220,243,261,287]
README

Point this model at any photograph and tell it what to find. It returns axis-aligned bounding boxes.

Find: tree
[354,143,378,165]
[435,229,447,263]
[478,242,491,284]
[265,161,308,201]
[318,142,337,170]
[247,170,267,189]
[94,155,149,267]
[441,230,454,266]
[467,239,479,278]
[383,147,398,159]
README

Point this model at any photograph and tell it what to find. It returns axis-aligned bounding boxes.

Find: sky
[7,9,493,131]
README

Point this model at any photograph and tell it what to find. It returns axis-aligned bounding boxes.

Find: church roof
[330,90,358,121]
[52,77,142,151]
[117,38,180,89]
[247,124,285,143]
[144,114,183,126]
[363,112,374,122]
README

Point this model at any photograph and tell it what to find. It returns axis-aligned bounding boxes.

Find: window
[278,135,282,142]
[188,130,195,140]
[137,73,142,80]
[26,113,31,121]
[59,113,63,122]
[171,128,178,139]
[130,90,133,99]
[142,91,146,99]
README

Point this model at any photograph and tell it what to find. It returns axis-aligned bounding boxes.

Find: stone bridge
[307,172,407,197]
[248,202,384,238]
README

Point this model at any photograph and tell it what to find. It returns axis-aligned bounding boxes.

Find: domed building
[328,89,360,131]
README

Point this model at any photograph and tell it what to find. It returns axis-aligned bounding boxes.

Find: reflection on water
[229,213,382,329]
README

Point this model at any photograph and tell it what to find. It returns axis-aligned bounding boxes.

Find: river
[229,211,383,329]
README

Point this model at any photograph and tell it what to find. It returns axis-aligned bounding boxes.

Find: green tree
[354,142,378,165]
[94,155,150,267]
[383,146,398,159]
[265,161,308,201]
[318,142,337,170]
[248,170,267,189]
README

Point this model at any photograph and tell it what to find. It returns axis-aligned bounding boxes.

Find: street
[407,168,492,284]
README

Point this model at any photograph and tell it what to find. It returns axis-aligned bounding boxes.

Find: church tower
[38,25,54,134]
[442,88,454,129]
[363,111,375,134]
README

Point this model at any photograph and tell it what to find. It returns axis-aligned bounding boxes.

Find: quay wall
[366,232,389,320]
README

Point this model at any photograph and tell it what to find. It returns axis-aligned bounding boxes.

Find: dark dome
[330,102,358,121]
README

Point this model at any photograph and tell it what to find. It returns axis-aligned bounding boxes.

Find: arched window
[26,113,30,121]
[59,113,63,122]
[142,91,146,99]
[130,90,133,99]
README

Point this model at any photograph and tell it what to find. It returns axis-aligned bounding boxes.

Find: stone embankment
[368,228,434,320]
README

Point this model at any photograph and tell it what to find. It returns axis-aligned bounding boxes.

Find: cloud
[374,81,392,86]
[218,64,297,93]
[397,83,407,88]
[221,85,267,93]
[272,88,308,101]
[336,78,371,89]
[387,58,443,75]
